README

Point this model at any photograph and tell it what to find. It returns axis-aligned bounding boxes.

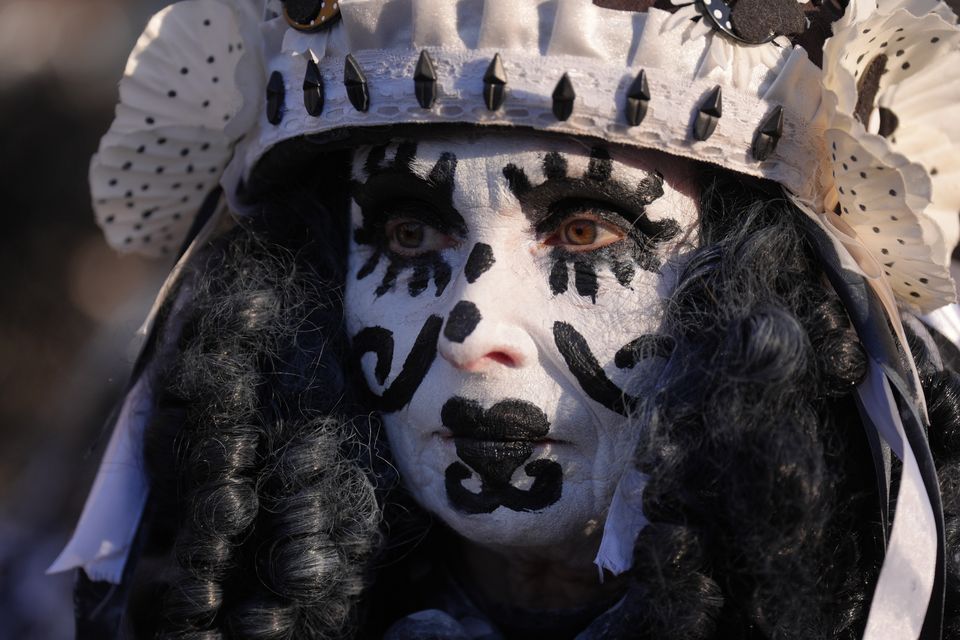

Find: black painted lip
[435,431,569,445]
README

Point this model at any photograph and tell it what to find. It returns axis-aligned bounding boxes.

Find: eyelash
[375,198,635,257]
[384,216,459,256]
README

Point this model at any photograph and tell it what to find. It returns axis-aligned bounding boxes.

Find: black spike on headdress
[752,105,784,161]
[344,54,370,112]
[303,59,324,117]
[693,85,722,141]
[552,73,576,122]
[625,69,650,127]
[483,53,507,111]
[266,71,285,125]
[414,50,438,109]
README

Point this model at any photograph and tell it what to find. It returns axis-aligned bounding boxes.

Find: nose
[438,299,537,372]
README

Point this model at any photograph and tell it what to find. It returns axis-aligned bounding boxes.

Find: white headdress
[54,1,960,637]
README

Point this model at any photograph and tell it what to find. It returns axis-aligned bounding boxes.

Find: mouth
[433,431,570,446]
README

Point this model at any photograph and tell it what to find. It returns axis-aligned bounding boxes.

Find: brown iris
[394,221,425,249]
[560,219,599,246]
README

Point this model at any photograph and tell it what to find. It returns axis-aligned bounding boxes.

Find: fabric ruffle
[819,0,960,312]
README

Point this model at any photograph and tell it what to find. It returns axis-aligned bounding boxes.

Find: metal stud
[266,71,285,125]
[483,53,507,111]
[303,59,324,117]
[414,50,437,109]
[693,85,722,141]
[344,54,369,112]
[625,69,650,127]
[552,73,576,121]
[752,105,784,161]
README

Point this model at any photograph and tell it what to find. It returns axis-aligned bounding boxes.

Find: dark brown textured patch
[855,55,888,125]
[732,0,806,43]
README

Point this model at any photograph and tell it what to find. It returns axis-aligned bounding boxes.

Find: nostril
[486,351,517,367]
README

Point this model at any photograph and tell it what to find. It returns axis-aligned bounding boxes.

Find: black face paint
[549,259,569,296]
[615,334,676,369]
[505,147,681,303]
[586,147,613,182]
[502,164,532,199]
[352,142,465,298]
[553,321,637,416]
[352,315,443,412]
[444,301,482,343]
[464,242,495,283]
[441,397,563,514]
[573,261,599,303]
[543,151,568,181]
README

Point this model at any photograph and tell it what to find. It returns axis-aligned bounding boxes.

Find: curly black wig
[119,155,960,639]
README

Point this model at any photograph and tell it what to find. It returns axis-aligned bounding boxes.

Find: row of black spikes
[265,52,784,162]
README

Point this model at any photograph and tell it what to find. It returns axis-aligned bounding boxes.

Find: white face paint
[344,132,699,550]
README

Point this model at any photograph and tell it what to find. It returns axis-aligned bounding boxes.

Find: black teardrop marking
[612,260,635,287]
[344,54,370,112]
[625,69,650,127]
[693,85,722,141]
[433,256,452,296]
[550,259,569,295]
[266,71,285,125]
[464,243,495,284]
[752,105,784,161]
[552,73,576,121]
[409,264,430,297]
[573,261,599,303]
[376,262,401,297]
[444,301,482,343]
[303,59,324,116]
[356,249,382,280]
[483,53,507,111]
[414,49,438,109]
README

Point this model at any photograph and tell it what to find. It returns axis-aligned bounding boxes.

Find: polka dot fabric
[821,1,960,312]
[827,127,954,309]
[90,0,258,257]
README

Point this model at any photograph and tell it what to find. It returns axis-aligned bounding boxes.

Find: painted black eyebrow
[352,145,467,239]
[500,148,671,240]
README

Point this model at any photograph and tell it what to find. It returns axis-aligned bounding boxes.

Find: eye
[544,215,625,252]
[385,218,457,256]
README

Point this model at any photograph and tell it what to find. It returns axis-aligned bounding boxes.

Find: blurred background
[0,1,171,637]
[4,1,960,639]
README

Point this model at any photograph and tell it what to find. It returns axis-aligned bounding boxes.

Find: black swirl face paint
[352,143,463,298]
[552,321,675,416]
[503,147,681,303]
[441,397,563,514]
[351,315,443,412]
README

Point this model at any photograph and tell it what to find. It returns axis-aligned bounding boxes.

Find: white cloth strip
[859,360,938,640]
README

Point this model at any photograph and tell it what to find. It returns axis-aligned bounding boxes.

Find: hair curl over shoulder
[125,164,960,639]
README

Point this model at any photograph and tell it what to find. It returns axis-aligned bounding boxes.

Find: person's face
[344,132,698,548]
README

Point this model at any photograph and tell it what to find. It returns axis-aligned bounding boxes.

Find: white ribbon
[46,375,152,584]
[859,360,938,640]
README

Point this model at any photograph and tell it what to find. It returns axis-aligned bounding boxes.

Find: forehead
[350,132,699,199]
